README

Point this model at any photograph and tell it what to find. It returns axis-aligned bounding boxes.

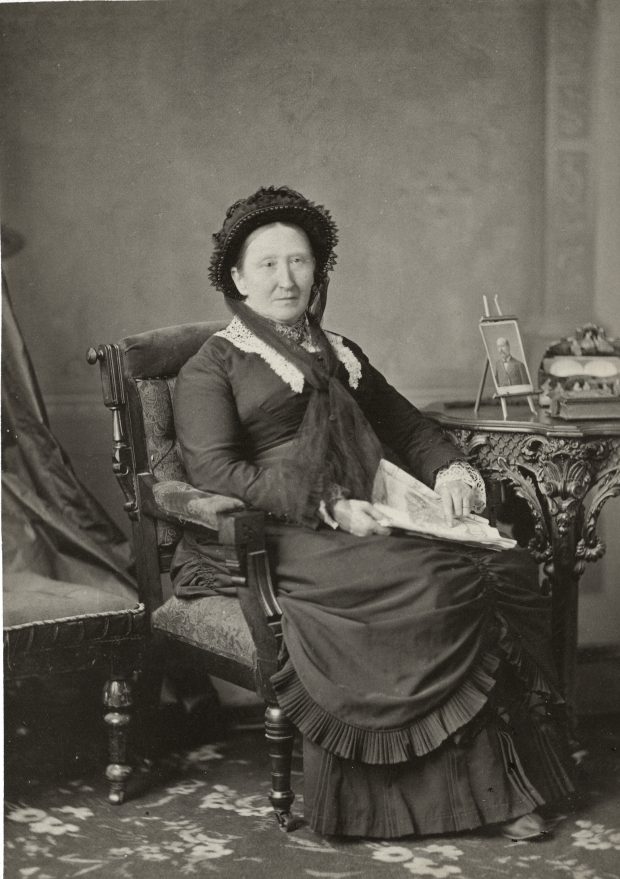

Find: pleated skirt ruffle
[302,702,574,838]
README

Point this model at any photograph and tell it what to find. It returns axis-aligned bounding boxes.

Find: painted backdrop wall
[1,0,618,646]
[1,0,548,392]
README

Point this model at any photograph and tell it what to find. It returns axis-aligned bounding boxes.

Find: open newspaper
[371,459,516,551]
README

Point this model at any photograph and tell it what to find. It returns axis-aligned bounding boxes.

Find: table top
[426,401,620,438]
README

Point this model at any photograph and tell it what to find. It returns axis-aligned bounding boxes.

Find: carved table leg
[539,459,620,724]
[490,438,620,727]
[265,704,296,830]
[446,429,620,729]
[103,675,134,804]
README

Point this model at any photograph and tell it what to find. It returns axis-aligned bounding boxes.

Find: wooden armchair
[87,322,297,829]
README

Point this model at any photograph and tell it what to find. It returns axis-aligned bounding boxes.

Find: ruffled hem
[273,610,568,767]
[271,650,501,765]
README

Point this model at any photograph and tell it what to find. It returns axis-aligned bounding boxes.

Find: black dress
[171,319,574,838]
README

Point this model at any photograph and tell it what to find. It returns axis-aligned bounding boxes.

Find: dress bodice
[173,326,465,523]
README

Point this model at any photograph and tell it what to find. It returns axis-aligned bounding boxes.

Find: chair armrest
[150,479,246,530]
[137,473,283,697]
[138,473,282,616]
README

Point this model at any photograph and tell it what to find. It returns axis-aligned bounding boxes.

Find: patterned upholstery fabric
[152,482,244,530]
[151,595,255,668]
[130,323,229,549]
[137,378,185,483]
[136,378,185,546]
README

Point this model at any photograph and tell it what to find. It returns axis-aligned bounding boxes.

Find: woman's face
[231,223,315,324]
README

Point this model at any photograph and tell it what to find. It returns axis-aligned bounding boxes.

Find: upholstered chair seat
[151,596,256,669]
[3,572,139,628]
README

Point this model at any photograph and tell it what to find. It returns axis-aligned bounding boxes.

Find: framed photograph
[479,316,534,396]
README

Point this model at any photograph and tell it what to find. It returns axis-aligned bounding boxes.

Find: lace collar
[215,315,362,393]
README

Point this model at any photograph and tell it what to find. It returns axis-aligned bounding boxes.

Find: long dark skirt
[172,524,575,838]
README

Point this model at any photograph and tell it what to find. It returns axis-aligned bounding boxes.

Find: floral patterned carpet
[4,679,620,879]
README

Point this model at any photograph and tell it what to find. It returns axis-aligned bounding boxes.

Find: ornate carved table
[427,403,620,717]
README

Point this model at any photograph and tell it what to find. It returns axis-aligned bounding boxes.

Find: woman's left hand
[435,480,475,527]
[332,499,392,537]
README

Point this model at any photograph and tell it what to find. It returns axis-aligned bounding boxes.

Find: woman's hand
[332,499,392,537]
[435,480,475,527]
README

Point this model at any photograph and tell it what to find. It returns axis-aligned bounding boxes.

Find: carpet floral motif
[5,718,620,879]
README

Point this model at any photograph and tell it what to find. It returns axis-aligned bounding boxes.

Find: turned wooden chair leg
[103,675,134,804]
[265,703,296,830]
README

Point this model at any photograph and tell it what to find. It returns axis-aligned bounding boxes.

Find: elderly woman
[171,186,574,840]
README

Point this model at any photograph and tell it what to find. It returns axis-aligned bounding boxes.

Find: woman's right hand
[332,499,391,537]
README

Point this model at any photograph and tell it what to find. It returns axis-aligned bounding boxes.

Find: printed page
[371,459,516,551]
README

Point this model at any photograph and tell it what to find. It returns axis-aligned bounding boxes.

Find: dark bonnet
[208,185,339,300]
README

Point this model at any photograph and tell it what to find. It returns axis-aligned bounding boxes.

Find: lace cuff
[434,462,486,514]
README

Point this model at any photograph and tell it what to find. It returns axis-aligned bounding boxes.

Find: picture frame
[478,315,534,397]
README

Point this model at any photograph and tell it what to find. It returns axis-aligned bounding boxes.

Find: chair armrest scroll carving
[218,509,284,698]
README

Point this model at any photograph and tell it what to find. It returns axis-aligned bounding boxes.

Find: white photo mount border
[475,314,538,419]
[479,315,535,397]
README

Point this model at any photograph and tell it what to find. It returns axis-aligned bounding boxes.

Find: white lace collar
[214,315,362,393]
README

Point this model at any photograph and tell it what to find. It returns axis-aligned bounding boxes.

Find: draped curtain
[2,229,136,626]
